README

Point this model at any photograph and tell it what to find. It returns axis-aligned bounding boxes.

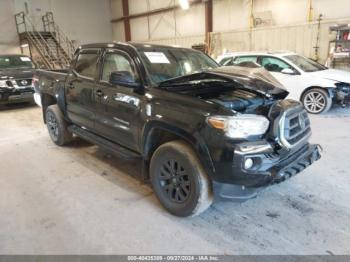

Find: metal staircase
[15,12,76,69]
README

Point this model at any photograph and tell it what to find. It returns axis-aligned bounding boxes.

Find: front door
[66,49,100,130]
[94,49,143,151]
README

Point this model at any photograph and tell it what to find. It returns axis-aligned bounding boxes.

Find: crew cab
[0,54,36,105]
[34,43,321,217]
[217,51,350,114]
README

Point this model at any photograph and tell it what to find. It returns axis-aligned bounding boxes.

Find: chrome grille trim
[278,108,311,149]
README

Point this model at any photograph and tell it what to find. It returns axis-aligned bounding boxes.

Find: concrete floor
[0,103,350,255]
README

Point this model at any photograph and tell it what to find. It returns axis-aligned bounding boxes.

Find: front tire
[302,88,332,114]
[150,140,213,217]
[46,105,73,146]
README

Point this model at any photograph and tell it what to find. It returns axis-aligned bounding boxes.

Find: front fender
[141,120,216,176]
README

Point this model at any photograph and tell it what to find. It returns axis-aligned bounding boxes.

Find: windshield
[136,47,218,85]
[284,55,326,72]
[0,55,35,70]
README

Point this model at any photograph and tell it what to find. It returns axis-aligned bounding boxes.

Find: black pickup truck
[34,43,321,217]
[0,54,36,104]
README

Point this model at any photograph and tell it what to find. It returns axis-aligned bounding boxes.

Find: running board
[68,125,141,160]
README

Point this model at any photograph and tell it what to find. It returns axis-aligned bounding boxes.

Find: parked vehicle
[0,54,36,105]
[217,51,350,114]
[34,43,321,217]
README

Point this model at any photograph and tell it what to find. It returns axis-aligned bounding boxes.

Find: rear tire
[302,88,332,114]
[150,140,213,217]
[46,105,73,146]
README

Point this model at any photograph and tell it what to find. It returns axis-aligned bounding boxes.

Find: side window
[219,57,233,66]
[233,56,258,65]
[260,56,292,72]
[74,50,99,78]
[101,52,137,82]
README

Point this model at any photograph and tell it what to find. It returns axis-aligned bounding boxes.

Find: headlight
[207,114,270,139]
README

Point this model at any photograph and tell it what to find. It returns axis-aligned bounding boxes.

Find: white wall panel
[49,0,112,46]
[175,4,205,36]
[213,0,250,32]
[129,0,174,14]
[111,0,123,19]
[113,21,126,42]
[0,0,19,54]
[149,12,176,39]
[131,17,150,41]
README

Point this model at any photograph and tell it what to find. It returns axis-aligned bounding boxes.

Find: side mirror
[109,71,140,88]
[281,68,295,75]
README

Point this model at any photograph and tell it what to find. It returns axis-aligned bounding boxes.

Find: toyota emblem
[21,80,28,86]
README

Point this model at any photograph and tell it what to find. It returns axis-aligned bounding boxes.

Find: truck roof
[78,42,193,51]
[0,54,31,57]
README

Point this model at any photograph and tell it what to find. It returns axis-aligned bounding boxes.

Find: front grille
[16,79,32,87]
[281,108,311,148]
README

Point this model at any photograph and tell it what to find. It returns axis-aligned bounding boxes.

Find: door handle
[96,89,104,97]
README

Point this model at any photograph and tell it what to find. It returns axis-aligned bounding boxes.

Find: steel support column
[122,0,131,42]
[205,0,213,52]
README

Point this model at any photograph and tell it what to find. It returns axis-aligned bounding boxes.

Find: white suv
[217,51,350,114]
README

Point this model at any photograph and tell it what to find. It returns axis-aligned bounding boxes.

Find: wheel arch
[41,84,66,123]
[141,121,215,180]
[299,86,332,101]
[41,93,57,123]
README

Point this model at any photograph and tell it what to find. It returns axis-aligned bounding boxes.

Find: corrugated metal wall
[143,18,350,63]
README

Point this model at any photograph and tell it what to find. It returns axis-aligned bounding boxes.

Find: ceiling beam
[112,0,202,23]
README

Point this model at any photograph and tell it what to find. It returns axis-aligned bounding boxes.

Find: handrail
[42,12,75,59]
[14,11,74,69]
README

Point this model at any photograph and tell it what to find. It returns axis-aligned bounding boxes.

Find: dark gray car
[0,55,36,104]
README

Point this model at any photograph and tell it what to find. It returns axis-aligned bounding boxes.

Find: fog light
[244,158,254,169]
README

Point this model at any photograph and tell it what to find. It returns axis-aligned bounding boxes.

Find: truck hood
[0,68,36,80]
[159,66,289,99]
[308,69,350,84]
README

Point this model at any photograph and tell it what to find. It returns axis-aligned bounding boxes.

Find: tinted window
[260,56,292,72]
[219,57,233,66]
[102,52,137,82]
[233,56,257,64]
[0,55,34,69]
[284,55,326,72]
[74,50,99,78]
[137,48,218,84]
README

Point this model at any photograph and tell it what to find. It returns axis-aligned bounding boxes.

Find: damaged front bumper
[213,142,321,200]
[333,84,350,106]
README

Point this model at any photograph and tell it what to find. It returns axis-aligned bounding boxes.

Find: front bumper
[213,142,321,200]
[0,87,34,104]
[333,85,350,105]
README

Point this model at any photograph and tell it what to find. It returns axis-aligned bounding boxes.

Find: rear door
[93,48,143,151]
[65,48,100,130]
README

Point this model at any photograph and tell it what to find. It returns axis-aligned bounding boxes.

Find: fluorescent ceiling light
[21,43,29,48]
[179,0,189,10]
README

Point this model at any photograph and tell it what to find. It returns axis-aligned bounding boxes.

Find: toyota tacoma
[34,43,321,217]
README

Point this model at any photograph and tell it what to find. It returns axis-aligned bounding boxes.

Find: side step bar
[68,125,141,160]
